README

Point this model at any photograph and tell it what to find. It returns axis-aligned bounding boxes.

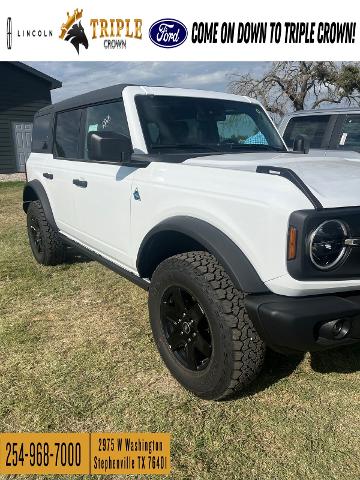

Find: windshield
[135,95,286,154]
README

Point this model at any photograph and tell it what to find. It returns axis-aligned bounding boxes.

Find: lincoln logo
[59,9,89,54]
[7,17,12,50]
[149,18,187,48]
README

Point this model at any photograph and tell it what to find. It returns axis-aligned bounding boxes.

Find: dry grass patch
[0,182,360,480]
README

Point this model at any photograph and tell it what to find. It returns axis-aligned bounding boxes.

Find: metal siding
[0,63,52,173]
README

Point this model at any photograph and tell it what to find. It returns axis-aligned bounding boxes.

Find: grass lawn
[0,181,360,480]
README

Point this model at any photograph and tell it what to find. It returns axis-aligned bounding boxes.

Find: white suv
[23,85,360,400]
[279,108,360,158]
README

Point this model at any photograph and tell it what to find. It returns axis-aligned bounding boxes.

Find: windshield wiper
[227,144,286,152]
[150,143,286,153]
[150,144,221,152]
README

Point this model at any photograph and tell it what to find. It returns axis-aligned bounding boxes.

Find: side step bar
[60,234,150,291]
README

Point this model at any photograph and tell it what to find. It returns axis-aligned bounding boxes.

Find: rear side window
[83,101,129,160]
[283,115,330,149]
[336,115,360,152]
[54,109,82,159]
[32,114,52,152]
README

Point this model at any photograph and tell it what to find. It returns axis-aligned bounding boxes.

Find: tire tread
[27,200,64,265]
[151,251,265,399]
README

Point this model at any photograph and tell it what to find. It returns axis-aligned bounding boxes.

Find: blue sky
[27,62,269,103]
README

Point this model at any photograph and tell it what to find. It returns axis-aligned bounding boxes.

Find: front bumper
[245,291,360,353]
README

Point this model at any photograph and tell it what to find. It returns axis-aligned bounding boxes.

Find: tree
[229,61,360,118]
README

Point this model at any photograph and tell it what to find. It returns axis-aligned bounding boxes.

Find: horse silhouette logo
[59,9,89,54]
[65,21,88,54]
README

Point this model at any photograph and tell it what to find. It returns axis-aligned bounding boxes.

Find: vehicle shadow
[310,343,360,374]
[232,349,305,400]
[230,342,360,400]
[64,246,92,264]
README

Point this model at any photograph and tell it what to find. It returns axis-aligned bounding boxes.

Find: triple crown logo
[59,9,88,54]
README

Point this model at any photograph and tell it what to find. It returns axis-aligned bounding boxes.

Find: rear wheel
[27,200,64,265]
[148,251,265,400]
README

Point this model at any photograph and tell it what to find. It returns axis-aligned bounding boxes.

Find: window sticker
[88,124,98,132]
[102,114,111,129]
[339,132,348,145]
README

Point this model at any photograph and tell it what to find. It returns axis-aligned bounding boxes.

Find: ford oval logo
[149,18,188,48]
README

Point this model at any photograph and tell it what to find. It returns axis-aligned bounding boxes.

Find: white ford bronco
[24,85,360,400]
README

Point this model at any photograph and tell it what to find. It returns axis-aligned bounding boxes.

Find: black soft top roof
[36,83,136,117]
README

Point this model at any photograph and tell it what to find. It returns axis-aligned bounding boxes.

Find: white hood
[184,152,360,209]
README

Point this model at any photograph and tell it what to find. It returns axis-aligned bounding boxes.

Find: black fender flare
[23,180,58,232]
[137,216,269,294]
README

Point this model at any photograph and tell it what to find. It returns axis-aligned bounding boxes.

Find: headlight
[309,220,348,270]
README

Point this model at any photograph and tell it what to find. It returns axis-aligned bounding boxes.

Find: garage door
[12,122,33,172]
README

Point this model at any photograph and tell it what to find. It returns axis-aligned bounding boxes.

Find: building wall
[0,63,52,173]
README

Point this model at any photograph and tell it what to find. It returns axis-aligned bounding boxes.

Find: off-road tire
[27,200,64,265]
[148,251,265,400]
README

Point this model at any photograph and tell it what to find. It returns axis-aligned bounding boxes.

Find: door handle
[43,172,53,179]
[73,179,88,188]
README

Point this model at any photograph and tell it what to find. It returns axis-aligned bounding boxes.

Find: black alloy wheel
[29,215,44,256]
[160,285,212,371]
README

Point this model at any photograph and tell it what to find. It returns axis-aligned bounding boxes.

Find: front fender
[137,216,269,294]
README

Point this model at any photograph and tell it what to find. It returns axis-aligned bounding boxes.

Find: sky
[27,62,270,103]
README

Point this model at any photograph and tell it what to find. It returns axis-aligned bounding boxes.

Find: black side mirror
[88,131,133,162]
[293,134,310,154]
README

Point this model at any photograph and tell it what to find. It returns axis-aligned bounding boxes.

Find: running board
[256,165,323,210]
[60,234,150,291]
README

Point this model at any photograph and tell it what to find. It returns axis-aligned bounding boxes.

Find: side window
[283,115,330,149]
[84,101,129,161]
[54,109,82,159]
[336,115,360,152]
[32,114,52,152]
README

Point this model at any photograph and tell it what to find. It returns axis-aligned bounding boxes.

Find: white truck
[279,107,360,158]
[23,85,360,400]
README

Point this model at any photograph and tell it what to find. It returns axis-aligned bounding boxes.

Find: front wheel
[148,251,265,400]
